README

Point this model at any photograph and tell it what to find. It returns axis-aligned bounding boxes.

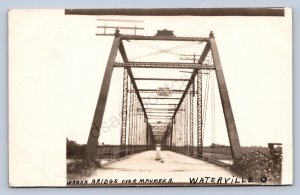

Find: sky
[9,9,292,147]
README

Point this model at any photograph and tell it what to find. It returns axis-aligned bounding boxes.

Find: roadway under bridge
[68,150,241,186]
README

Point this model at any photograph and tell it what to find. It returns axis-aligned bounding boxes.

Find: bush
[66,139,86,159]
[67,159,102,174]
[231,150,282,184]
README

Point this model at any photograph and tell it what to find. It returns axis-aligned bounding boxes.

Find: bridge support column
[209,31,240,159]
[85,34,121,165]
[146,119,149,148]
[133,94,137,153]
[170,121,173,149]
[120,68,128,157]
[128,83,134,154]
[189,85,194,156]
[197,69,203,157]
[184,98,188,155]
[170,118,174,150]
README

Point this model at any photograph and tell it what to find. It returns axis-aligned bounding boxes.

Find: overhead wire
[201,70,211,147]
[211,70,216,158]
[131,40,199,56]
[130,41,200,60]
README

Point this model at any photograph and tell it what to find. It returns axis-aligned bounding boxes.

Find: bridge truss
[79,28,240,165]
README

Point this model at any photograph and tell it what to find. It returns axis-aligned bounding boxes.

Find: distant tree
[66,138,85,159]
[210,143,228,148]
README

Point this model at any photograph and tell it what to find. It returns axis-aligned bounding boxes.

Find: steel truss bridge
[65,12,241,166]
[79,29,241,166]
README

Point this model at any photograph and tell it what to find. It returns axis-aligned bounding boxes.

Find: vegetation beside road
[231,149,282,184]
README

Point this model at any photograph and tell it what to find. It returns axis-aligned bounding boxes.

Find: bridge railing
[162,146,233,161]
[67,143,153,161]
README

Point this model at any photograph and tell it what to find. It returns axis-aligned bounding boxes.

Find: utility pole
[180,54,201,63]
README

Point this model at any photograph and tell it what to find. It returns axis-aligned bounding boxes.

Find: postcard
[9,8,292,187]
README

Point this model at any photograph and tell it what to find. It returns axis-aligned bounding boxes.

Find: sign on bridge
[157,88,172,96]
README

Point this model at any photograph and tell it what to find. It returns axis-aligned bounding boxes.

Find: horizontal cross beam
[145,108,175,110]
[114,62,214,69]
[120,34,208,42]
[144,108,185,111]
[148,120,171,122]
[148,115,173,117]
[149,123,170,125]
[139,89,184,92]
[148,116,172,119]
[147,111,174,114]
[135,78,190,81]
[138,90,197,94]
[138,89,186,94]
[144,103,177,105]
[142,97,180,100]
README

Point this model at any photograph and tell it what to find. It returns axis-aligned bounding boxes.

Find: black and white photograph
[8,8,292,187]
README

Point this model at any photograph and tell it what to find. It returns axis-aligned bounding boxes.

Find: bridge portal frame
[85,29,241,165]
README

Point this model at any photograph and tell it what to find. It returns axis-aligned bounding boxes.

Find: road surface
[79,150,240,185]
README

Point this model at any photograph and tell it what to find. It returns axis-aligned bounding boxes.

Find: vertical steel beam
[209,31,240,159]
[138,103,142,148]
[128,83,134,153]
[146,119,149,148]
[170,118,174,149]
[184,98,188,154]
[142,115,144,147]
[197,69,203,156]
[120,68,128,157]
[149,125,151,147]
[174,115,177,147]
[144,115,146,148]
[137,111,141,150]
[170,121,173,148]
[150,126,154,148]
[189,85,194,156]
[133,94,138,148]
[149,125,152,149]
[85,35,121,163]
[120,69,128,145]
[146,125,151,150]
[194,38,211,158]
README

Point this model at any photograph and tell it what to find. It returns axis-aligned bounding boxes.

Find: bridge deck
[84,150,235,185]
